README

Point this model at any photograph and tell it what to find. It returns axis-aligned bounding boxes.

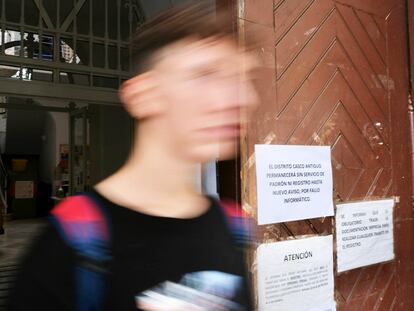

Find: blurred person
[7,3,259,311]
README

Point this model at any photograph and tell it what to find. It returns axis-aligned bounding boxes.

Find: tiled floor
[0,218,47,266]
[0,218,47,310]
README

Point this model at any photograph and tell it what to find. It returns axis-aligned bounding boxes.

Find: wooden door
[239,0,414,310]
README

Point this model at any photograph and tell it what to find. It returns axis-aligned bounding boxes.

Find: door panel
[69,107,90,194]
[239,0,413,310]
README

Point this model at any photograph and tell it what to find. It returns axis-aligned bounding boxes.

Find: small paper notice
[257,235,335,311]
[15,181,34,199]
[255,144,333,225]
[336,199,394,273]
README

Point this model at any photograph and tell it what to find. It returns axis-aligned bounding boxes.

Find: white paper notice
[15,181,34,199]
[257,236,335,311]
[336,199,394,273]
[255,144,333,225]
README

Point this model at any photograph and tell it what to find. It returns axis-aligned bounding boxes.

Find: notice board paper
[257,235,335,311]
[336,199,394,273]
[255,144,333,225]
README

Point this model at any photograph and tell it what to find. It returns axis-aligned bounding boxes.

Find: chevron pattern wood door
[239,0,414,310]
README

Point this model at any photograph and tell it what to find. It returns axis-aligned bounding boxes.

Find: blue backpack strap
[50,193,112,311]
[219,199,255,247]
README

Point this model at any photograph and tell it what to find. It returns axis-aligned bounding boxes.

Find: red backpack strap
[50,193,111,311]
[51,194,110,246]
[219,199,255,247]
[220,199,244,218]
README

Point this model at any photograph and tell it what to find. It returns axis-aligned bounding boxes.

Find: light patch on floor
[0,218,47,265]
[0,218,47,310]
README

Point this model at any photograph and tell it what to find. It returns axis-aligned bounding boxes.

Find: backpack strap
[50,193,112,311]
[219,199,255,247]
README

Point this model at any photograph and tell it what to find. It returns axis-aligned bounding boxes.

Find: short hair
[130,3,234,73]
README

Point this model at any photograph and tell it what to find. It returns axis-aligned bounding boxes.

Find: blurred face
[126,37,259,163]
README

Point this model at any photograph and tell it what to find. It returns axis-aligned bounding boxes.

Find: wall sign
[15,181,34,199]
[255,144,333,225]
[257,235,335,311]
[336,199,394,273]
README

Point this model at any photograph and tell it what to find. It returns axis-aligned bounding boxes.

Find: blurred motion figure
[7,3,259,311]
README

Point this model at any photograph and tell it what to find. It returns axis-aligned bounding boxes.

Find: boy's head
[120,4,259,163]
